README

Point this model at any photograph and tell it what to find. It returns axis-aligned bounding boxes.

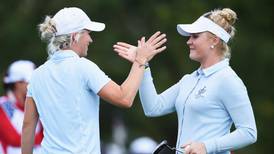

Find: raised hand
[113,42,137,63]
[136,31,167,63]
[113,31,167,64]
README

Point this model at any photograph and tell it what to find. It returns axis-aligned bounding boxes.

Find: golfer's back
[27,50,110,154]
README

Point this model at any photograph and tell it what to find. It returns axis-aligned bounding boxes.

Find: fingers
[141,37,145,46]
[115,49,135,63]
[181,142,207,154]
[151,33,166,46]
[138,40,141,47]
[118,52,129,59]
[113,42,133,50]
[113,45,129,54]
[181,141,192,148]
[114,48,128,55]
[146,31,161,43]
[155,46,166,53]
[145,32,167,53]
[113,44,128,51]
[146,45,166,62]
[116,42,134,48]
[113,42,136,56]
[137,37,146,47]
[182,143,191,154]
[153,37,167,49]
[116,33,166,64]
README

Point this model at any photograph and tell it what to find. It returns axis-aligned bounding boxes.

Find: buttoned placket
[176,73,203,153]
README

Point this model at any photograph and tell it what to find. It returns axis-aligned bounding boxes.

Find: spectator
[0,60,43,154]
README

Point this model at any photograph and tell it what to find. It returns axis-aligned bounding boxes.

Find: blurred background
[0,0,273,153]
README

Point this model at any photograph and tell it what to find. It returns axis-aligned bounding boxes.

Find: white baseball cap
[177,16,231,43]
[52,7,105,36]
[4,60,35,84]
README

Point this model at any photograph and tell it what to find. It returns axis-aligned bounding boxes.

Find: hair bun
[220,8,237,25]
[38,16,57,42]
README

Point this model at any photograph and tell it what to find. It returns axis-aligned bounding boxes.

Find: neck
[61,47,80,56]
[13,89,25,107]
[200,54,223,69]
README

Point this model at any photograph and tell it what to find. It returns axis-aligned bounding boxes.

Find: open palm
[113,31,167,63]
[113,42,137,63]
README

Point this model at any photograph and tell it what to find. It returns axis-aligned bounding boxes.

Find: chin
[80,50,88,57]
[189,53,196,60]
[189,54,200,62]
[80,53,87,57]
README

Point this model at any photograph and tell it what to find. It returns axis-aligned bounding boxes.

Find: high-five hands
[113,31,167,64]
[113,42,137,63]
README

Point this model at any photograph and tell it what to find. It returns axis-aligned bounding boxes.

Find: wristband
[144,63,149,69]
[135,58,147,68]
[137,62,149,68]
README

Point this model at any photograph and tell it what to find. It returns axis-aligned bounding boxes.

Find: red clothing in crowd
[0,96,43,154]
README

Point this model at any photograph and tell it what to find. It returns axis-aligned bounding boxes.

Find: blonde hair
[38,16,83,57]
[204,8,237,59]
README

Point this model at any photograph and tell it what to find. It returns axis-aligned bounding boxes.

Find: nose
[88,34,93,43]
[186,37,192,45]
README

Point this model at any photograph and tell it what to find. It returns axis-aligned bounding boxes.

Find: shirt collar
[196,58,229,77]
[51,50,79,60]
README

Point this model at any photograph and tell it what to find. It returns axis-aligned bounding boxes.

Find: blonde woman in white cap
[21,7,167,154]
[0,60,43,154]
[113,8,257,154]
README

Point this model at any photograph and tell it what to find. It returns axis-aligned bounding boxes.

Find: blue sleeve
[139,68,180,117]
[204,75,257,153]
[81,58,111,94]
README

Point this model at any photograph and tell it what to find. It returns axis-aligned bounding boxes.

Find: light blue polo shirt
[27,50,111,154]
[139,59,257,154]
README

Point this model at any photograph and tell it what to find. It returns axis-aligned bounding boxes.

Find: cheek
[194,41,207,54]
[189,46,204,60]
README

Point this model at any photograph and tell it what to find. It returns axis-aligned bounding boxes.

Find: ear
[211,35,221,46]
[71,33,77,43]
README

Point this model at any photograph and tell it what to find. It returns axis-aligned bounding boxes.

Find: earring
[210,45,215,49]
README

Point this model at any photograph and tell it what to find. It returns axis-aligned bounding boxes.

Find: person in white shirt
[21,7,167,154]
